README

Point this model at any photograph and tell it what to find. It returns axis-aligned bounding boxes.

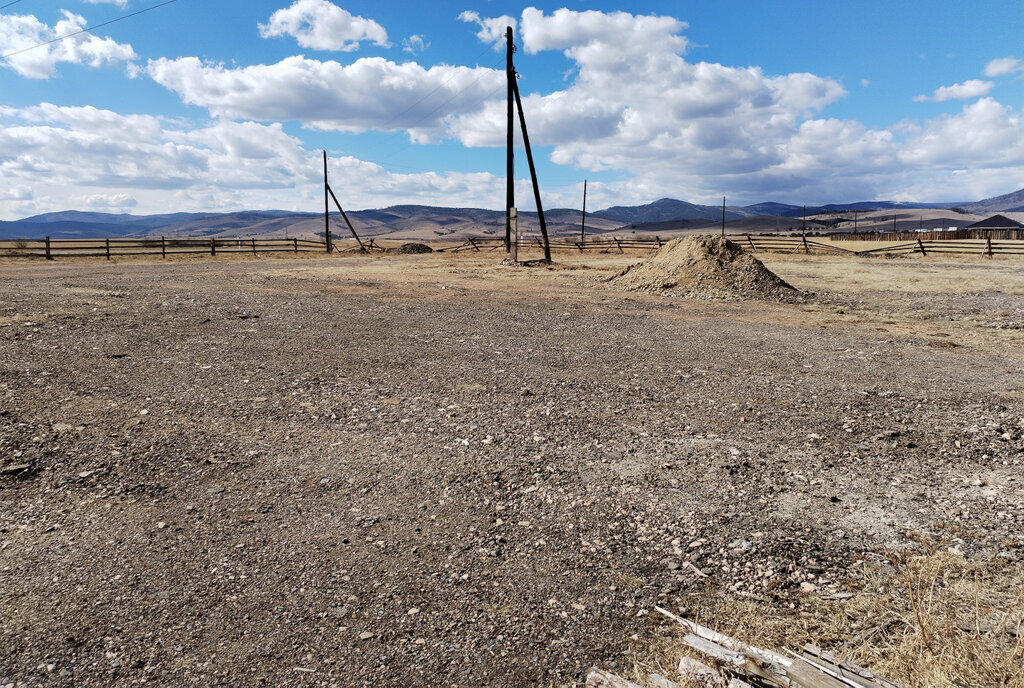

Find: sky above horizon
[1,0,1022,220]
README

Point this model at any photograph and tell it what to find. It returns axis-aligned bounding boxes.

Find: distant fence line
[451,234,854,254]
[857,238,1024,256]
[3,233,1023,260]
[2,236,331,260]
[833,228,1024,241]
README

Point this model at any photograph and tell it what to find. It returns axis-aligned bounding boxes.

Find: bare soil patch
[1,251,1022,686]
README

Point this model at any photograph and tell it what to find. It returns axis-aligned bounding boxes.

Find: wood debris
[585,607,903,688]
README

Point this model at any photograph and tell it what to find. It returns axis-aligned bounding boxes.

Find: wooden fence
[856,237,1024,256]
[5,233,1022,260]
[450,234,853,254]
[2,236,330,260]
[834,228,1024,241]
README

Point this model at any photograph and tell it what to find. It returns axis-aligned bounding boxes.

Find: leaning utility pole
[323,151,365,252]
[580,180,588,243]
[506,26,551,263]
[505,27,515,252]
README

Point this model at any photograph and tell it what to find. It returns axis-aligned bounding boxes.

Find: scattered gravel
[0,255,1022,686]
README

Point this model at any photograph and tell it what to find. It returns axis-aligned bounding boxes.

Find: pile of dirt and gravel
[394,242,433,254]
[611,235,798,300]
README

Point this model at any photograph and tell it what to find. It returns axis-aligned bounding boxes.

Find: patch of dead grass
[630,547,1024,687]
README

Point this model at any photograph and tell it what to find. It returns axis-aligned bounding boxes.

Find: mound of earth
[612,235,798,300]
[395,242,433,254]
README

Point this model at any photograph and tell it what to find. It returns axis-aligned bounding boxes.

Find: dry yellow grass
[625,546,1024,688]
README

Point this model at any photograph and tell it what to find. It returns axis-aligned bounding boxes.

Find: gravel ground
[1,252,1023,687]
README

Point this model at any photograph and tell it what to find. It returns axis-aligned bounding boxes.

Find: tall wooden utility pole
[721,196,726,237]
[505,27,515,252]
[506,26,551,263]
[580,180,587,243]
[323,151,333,253]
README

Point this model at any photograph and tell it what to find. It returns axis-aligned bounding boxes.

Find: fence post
[917,237,926,255]
[802,235,809,253]
[656,235,662,247]
[293,238,298,254]
[45,236,52,260]
[210,238,216,256]
[747,235,755,251]
[251,237,257,256]
[105,237,111,260]
[986,235,993,257]
[161,235,166,259]
[615,237,623,253]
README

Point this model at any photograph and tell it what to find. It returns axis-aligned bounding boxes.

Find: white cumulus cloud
[0,10,136,79]
[984,57,1024,77]
[147,55,504,141]
[402,34,429,54]
[258,0,387,51]
[0,103,507,218]
[913,79,993,102]
[458,10,516,48]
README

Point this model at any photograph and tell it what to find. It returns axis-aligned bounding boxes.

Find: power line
[0,1,26,11]
[355,55,506,171]
[2,0,179,60]
[374,43,494,132]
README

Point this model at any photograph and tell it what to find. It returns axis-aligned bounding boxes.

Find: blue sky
[1,0,1021,219]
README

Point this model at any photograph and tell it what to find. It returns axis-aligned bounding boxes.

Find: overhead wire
[0,0,25,10]
[374,43,494,132]
[2,0,179,59]
[341,53,508,174]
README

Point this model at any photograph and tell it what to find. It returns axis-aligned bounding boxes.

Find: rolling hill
[2,188,1020,240]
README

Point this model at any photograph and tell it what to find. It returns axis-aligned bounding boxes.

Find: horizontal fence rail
[450,234,855,254]
[1,236,330,260]
[4,233,1023,260]
[856,238,1024,256]
[834,229,1024,241]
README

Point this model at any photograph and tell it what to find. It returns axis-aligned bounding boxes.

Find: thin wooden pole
[251,237,257,255]
[323,151,332,253]
[210,237,216,256]
[581,179,587,243]
[721,197,726,237]
[505,26,515,253]
[45,236,52,260]
[511,76,551,262]
[161,235,166,259]
[105,237,111,260]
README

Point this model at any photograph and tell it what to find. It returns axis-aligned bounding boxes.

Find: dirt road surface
[2,250,1022,686]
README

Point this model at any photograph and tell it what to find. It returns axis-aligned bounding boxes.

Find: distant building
[965,214,1024,231]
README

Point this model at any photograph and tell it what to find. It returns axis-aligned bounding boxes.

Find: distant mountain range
[2,188,1021,240]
